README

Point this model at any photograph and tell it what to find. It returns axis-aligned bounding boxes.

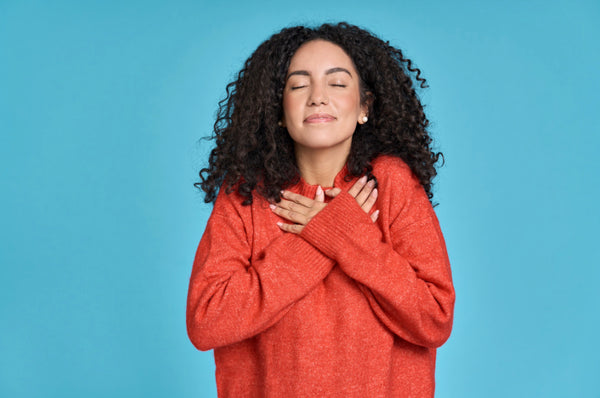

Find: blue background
[2,0,599,396]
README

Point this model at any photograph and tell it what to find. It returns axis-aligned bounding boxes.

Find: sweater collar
[289,163,356,200]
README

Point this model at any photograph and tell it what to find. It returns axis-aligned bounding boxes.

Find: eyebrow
[286,67,353,81]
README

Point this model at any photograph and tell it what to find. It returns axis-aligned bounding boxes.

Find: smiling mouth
[304,114,336,123]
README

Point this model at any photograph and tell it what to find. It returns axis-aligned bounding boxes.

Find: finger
[325,188,342,197]
[270,204,308,225]
[276,198,304,214]
[355,179,376,206]
[281,190,314,207]
[277,221,303,234]
[348,175,368,197]
[370,210,380,223]
[361,188,378,213]
[278,198,325,219]
[315,186,324,202]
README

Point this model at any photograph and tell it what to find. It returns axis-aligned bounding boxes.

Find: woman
[187,22,455,397]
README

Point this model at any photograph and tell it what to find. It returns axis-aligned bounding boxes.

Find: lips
[304,113,336,123]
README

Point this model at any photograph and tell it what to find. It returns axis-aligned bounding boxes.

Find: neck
[295,145,350,187]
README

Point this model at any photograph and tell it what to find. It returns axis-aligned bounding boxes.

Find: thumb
[325,187,342,198]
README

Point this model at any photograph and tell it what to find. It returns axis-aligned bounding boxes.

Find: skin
[271,39,378,234]
[281,39,368,186]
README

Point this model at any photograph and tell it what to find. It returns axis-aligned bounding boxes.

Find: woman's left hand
[270,186,327,234]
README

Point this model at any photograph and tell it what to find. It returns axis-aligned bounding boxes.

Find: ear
[358,91,374,124]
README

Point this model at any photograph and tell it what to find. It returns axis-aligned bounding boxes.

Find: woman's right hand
[325,175,379,222]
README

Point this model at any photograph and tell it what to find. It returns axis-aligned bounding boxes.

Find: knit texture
[187,155,455,397]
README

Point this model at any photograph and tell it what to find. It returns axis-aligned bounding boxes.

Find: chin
[296,139,353,152]
[289,130,355,153]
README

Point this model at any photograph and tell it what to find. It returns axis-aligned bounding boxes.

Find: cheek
[338,92,362,116]
[282,95,300,121]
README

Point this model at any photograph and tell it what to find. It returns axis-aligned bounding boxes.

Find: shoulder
[371,155,422,192]
[212,182,254,219]
[371,155,433,223]
[211,181,271,218]
[206,183,262,245]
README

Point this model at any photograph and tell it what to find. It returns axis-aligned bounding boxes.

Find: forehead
[287,40,357,74]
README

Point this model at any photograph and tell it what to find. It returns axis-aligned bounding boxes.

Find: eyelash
[290,84,346,90]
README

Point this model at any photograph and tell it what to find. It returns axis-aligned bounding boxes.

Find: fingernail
[360,176,368,183]
[317,186,323,194]
[269,204,276,210]
[372,188,378,197]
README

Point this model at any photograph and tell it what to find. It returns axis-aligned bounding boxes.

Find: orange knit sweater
[187,155,455,397]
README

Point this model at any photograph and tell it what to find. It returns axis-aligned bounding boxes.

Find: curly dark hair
[196,22,443,205]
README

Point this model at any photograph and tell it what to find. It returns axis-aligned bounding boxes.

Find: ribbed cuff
[300,192,383,264]
[255,232,335,291]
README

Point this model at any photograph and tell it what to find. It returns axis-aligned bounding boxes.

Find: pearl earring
[362,116,368,123]
[278,121,283,127]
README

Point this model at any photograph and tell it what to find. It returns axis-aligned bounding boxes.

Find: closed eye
[291,85,307,90]
[331,84,346,87]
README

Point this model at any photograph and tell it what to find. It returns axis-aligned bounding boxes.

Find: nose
[308,82,328,106]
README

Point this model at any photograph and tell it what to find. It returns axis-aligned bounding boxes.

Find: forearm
[300,192,455,347]
[187,221,334,351]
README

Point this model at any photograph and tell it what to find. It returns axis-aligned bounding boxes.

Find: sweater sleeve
[299,173,455,348]
[186,190,335,351]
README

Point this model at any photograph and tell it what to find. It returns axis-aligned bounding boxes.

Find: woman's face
[282,40,368,157]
